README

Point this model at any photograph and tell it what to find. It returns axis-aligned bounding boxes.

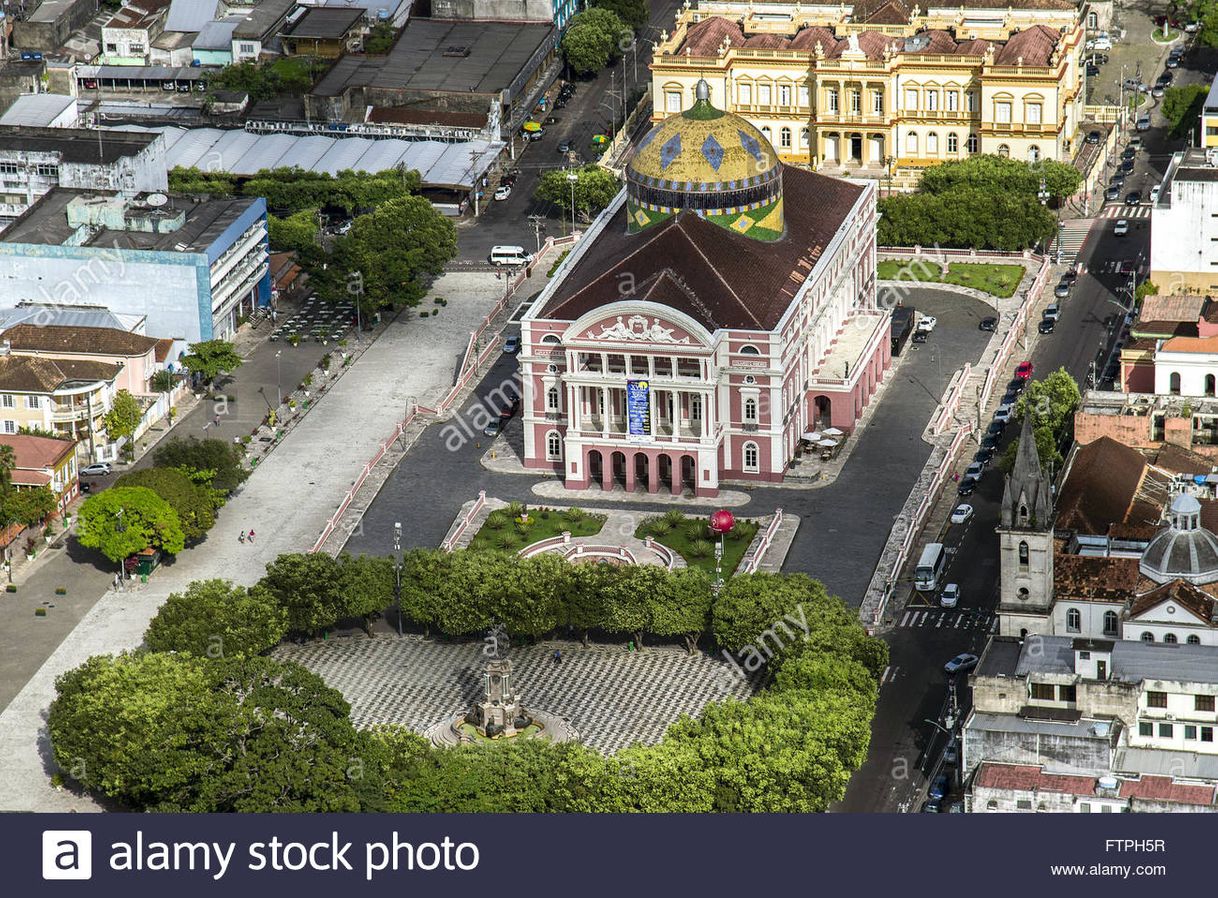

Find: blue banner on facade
[626,379,650,442]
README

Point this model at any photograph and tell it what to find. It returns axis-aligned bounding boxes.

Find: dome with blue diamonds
[625,79,784,241]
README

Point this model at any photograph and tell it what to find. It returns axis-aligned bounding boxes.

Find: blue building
[0,188,270,352]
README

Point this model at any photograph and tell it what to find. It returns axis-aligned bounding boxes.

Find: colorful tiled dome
[625,80,784,240]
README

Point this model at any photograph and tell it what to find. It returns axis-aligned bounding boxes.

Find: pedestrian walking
[239,531,246,543]
[248,529,256,544]
[213,414,220,427]
[552,649,562,666]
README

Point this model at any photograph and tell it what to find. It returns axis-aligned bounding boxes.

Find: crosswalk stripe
[954,616,964,628]
[900,610,913,627]
[935,614,945,628]
[897,609,996,629]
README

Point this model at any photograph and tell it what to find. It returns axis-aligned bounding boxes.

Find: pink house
[519,87,890,497]
[0,323,162,396]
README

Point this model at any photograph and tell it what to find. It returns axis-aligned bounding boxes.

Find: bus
[914,543,946,592]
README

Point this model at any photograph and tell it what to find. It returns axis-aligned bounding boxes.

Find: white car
[1086,35,1113,51]
[1150,186,1160,204]
[916,315,937,334]
[494,185,512,201]
[993,403,1014,424]
[1114,219,1129,236]
[81,463,112,476]
[940,583,960,609]
[950,504,974,525]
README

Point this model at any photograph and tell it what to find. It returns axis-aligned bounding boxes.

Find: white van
[489,245,532,267]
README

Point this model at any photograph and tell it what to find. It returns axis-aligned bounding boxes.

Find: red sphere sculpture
[709,509,735,535]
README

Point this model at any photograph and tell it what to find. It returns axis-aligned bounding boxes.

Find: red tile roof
[993,25,1061,67]
[1128,579,1216,622]
[975,763,1218,807]
[1054,553,1140,602]
[1056,437,1157,534]
[2,323,158,357]
[0,433,75,471]
[537,167,864,331]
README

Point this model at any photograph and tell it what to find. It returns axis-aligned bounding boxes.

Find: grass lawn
[634,511,759,576]
[940,262,1024,298]
[877,259,942,282]
[468,505,605,553]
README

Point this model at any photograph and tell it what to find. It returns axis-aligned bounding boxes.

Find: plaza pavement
[0,272,504,811]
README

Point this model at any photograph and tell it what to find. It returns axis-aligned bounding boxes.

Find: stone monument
[465,659,533,738]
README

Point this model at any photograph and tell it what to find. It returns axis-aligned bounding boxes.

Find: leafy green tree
[337,553,395,629]
[593,0,648,32]
[268,208,319,253]
[498,553,568,638]
[562,8,628,75]
[316,195,456,311]
[2,484,58,527]
[0,443,14,492]
[1162,83,1209,139]
[77,486,185,561]
[153,437,249,494]
[1016,367,1082,437]
[150,370,176,394]
[48,651,241,809]
[564,561,616,643]
[535,165,622,220]
[918,154,1081,202]
[364,22,397,53]
[647,567,712,652]
[240,168,421,217]
[103,389,142,458]
[712,573,821,653]
[398,548,451,634]
[878,188,1056,251]
[114,467,214,543]
[1136,280,1160,303]
[258,552,345,635]
[144,579,287,658]
[206,60,313,101]
[181,339,242,386]
[600,564,655,645]
[167,167,237,196]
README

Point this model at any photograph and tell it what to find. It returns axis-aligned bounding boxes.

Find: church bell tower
[997,412,1055,636]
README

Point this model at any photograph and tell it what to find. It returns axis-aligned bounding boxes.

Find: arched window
[779,127,792,149]
[1141,631,1155,643]
[1028,145,1041,162]
[1164,632,1178,644]
[1103,610,1119,636]
[947,132,958,154]
[740,344,760,355]
[906,132,918,154]
[1170,371,1182,395]
[540,333,561,345]
[545,430,562,461]
[1206,374,1215,397]
[546,386,560,412]
[926,132,939,155]
[966,134,979,154]
[761,126,772,141]
[997,144,1010,158]
[800,127,810,148]
[743,441,759,473]
[743,398,757,423]
[1188,634,1202,645]
[1019,540,1029,566]
[1066,608,1081,633]
[1018,588,1030,601]
[1087,11,1098,27]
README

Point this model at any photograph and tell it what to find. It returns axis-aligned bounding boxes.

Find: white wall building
[1151,147,1218,295]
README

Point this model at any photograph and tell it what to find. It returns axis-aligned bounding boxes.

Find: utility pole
[528,214,545,253]
[393,521,402,636]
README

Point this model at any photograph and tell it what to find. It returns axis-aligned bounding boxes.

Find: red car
[1015,361,1034,380]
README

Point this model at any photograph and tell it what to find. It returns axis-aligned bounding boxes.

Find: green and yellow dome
[626,80,784,240]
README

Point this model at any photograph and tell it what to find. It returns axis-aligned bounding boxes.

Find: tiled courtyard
[274,635,756,754]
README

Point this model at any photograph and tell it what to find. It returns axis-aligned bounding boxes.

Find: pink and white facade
[519,175,890,498]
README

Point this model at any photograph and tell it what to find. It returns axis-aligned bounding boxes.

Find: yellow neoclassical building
[649,0,1088,184]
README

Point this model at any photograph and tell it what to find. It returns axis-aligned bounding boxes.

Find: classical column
[602,451,615,492]
[600,387,610,437]
[625,453,636,492]
[671,456,684,496]
[649,452,661,493]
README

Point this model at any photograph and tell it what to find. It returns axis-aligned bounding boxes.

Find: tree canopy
[103,389,142,453]
[113,467,216,543]
[534,165,622,220]
[1161,83,1209,139]
[592,0,648,32]
[1001,367,1081,473]
[918,154,1082,202]
[153,437,249,495]
[144,579,287,659]
[77,487,185,561]
[562,8,629,75]
[181,340,242,385]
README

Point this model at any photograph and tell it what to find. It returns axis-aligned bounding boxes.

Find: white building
[1151,147,1218,295]
[101,0,171,65]
[0,126,168,231]
[0,188,270,347]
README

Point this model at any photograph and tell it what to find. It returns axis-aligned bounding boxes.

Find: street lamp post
[275,350,282,408]
[567,171,579,236]
[393,521,402,636]
[115,507,125,589]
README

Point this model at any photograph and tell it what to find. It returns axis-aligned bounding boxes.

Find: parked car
[1129,136,1143,151]
[1043,303,1061,322]
[1085,64,1100,77]
[1122,145,1136,161]
[975,445,995,464]
[1167,54,1183,69]
[979,316,998,332]
[558,140,572,154]
[1186,20,1201,33]
[916,315,937,333]
[1121,156,1136,172]
[1054,281,1072,299]
[929,773,952,799]
[943,741,960,767]
[993,403,1015,424]
[1109,172,1126,189]
[1126,191,1143,205]
[964,462,984,481]
[1105,186,1121,202]
[956,478,977,496]
[1061,269,1078,285]
[1015,361,1034,380]
[1150,186,1161,204]
[1114,219,1129,236]
[493,185,512,201]
[922,798,943,813]
[950,504,974,525]
[1136,115,1151,132]
[1038,318,1056,334]
[80,482,92,494]
[1085,129,1101,144]
[1157,70,1174,86]
[1152,85,1165,99]
[980,433,1000,451]
[482,418,503,438]
[940,583,960,609]
[499,396,521,419]
[81,463,112,476]
[1086,34,1112,51]
[912,330,928,344]
[503,335,521,354]
[944,653,980,675]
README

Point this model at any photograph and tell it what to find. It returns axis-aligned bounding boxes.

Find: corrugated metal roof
[0,94,77,128]
[166,0,221,33]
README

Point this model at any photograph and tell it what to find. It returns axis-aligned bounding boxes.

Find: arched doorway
[610,451,627,488]
[658,454,674,491]
[849,133,863,163]
[633,453,649,492]
[814,395,832,427]
[588,449,604,487]
[680,455,696,492]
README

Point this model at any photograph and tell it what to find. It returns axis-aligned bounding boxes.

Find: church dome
[1139,493,1218,585]
[625,80,784,240]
